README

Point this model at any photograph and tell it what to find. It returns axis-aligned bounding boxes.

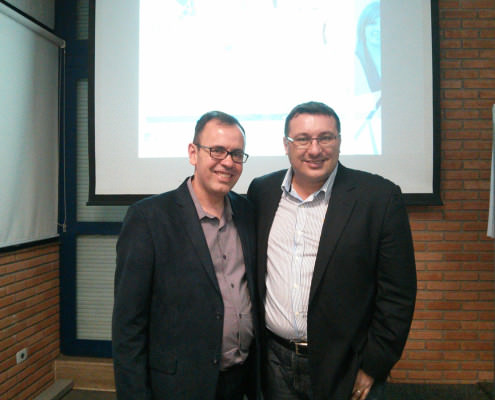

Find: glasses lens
[231,151,246,163]
[318,136,332,145]
[210,148,228,160]
[294,138,310,148]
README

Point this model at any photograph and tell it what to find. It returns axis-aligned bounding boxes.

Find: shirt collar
[281,163,338,202]
[187,177,233,222]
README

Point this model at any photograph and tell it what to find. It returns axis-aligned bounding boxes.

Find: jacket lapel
[309,165,357,305]
[174,180,221,294]
[230,194,258,313]
[257,173,284,299]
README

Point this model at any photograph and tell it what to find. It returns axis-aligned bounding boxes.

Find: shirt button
[223,255,227,260]
[231,283,234,288]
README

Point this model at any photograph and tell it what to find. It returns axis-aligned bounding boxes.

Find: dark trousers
[265,336,386,400]
[216,362,249,400]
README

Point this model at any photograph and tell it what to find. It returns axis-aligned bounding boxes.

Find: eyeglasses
[195,144,249,164]
[285,134,340,149]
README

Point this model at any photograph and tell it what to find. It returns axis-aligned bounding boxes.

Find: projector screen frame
[88,0,441,207]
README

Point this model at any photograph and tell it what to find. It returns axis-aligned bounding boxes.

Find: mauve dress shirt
[187,179,253,370]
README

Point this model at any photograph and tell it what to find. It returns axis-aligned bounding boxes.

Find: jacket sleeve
[112,204,154,400]
[361,185,417,380]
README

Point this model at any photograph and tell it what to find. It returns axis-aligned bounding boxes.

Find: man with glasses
[113,111,260,400]
[248,101,416,400]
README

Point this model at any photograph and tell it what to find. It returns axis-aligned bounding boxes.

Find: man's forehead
[202,123,245,148]
[290,113,337,130]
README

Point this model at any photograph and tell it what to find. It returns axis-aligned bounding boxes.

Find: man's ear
[188,143,198,166]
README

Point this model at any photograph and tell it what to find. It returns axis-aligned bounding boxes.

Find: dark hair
[284,101,341,136]
[355,2,380,92]
[193,111,245,143]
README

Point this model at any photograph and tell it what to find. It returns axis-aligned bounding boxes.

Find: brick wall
[390,0,495,383]
[0,242,60,399]
[0,1,494,396]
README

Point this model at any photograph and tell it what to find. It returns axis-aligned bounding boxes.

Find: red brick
[425,321,462,330]
[462,302,494,311]
[425,361,461,370]
[441,39,462,49]
[411,232,444,242]
[404,341,425,351]
[413,311,444,320]
[443,49,480,58]
[444,311,479,321]
[427,301,462,311]
[441,10,477,18]
[463,20,495,28]
[444,331,478,340]
[426,340,463,351]
[407,371,444,380]
[443,88,479,98]
[444,291,479,301]
[444,253,479,261]
[464,242,495,251]
[462,361,493,370]
[394,360,425,370]
[444,30,479,39]
[462,281,494,291]
[478,371,495,381]
[463,120,492,130]
[409,351,445,361]
[0,244,60,400]
[444,351,478,361]
[444,371,478,380]
[440,20,462,29]
[462,342,493,351]
[444,232,479,241]
[463,39,495,48]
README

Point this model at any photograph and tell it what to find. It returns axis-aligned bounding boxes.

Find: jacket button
[212,359,218,365]
[216,313,222,320]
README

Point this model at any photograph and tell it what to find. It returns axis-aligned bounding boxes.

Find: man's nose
[307,139,322,154]
[220,154,235,167]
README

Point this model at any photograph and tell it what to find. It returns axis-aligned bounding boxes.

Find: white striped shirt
[265,165,338,340]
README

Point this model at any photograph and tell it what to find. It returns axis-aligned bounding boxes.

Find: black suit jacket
[247,164,416,399]
[112,179,260,400]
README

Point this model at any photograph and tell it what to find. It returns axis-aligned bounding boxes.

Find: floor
[61,383,493,400]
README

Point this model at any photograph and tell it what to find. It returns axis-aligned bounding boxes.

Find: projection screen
[0,2,64,248]
[89,0,440,205]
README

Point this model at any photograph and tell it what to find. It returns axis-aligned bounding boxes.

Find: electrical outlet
[16,348,28,364]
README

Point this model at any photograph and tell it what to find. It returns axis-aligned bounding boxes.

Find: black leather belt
[266,329,309,356]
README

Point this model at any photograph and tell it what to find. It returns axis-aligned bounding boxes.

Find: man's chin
[213,181,237,196]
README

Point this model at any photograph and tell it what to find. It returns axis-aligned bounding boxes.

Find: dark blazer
[112,179,260,400]
[247,164,416,400]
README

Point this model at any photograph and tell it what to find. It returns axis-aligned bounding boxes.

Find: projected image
[138,0,381,158]
[353,1,381,154]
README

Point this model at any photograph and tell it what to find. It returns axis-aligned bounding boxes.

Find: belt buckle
[293,341,308,355]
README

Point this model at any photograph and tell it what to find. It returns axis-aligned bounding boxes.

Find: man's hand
[351,369,374,400]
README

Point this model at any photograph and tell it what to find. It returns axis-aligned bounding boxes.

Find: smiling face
[188,119,245,202]
[284,113,341,197]
[365,17,381,50]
